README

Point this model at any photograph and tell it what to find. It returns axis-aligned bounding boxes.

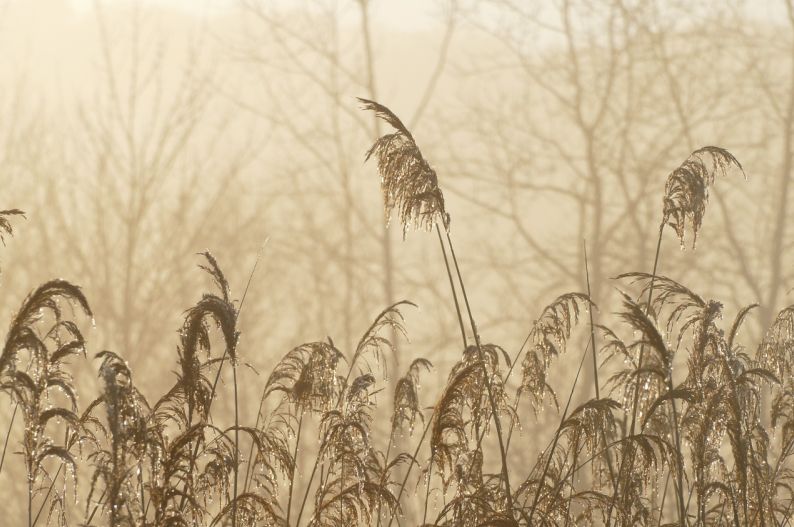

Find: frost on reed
[358,97,450,236]
[662,146,745,249]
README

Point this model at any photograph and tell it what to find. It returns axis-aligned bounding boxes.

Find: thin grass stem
[444,229,513,513]
[0,402,17,476]
[436,223,467,349]
[286,411,304,525]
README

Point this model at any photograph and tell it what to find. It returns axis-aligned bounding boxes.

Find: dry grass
[0,100,791,527]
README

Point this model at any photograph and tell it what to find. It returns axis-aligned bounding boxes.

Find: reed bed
[0,101,791,527]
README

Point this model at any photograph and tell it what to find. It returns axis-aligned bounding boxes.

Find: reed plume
[358,98,449,236]
[361,97,514,517]
[0,279,91,525]
[662,146,745,249]
[0,208,24,246]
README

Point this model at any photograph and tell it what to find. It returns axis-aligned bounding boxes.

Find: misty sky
[66,0,444,29]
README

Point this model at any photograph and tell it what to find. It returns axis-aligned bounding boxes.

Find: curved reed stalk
[0,278,91,526]
[360,97,514,516]
[526,341,589,524]
[172,252,242,521]
[584,243,618,497]
[607,147,745,527]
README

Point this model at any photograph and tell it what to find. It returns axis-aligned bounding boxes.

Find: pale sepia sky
[66,0,444,29]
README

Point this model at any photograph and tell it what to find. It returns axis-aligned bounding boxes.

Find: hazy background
[0,0,792,520]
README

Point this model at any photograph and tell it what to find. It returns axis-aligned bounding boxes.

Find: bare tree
[229,0,459,365]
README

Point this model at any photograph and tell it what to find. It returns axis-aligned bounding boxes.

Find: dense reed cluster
[0,100,792,527]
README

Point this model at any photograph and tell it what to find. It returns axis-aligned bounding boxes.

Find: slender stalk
[657,469,672,527]
[295,429,328,527]
[28,477,33,527]
[339,455,344,527]
[584,242,601,400]
[296,357,360,526]
[139,455,145,521]
[243,387,269,492]
[444,229,513,513]
[180,244,265,512]
[32,428,71,527]
[666,368,686,525]
[526,342,587,524]
[85,489,105,525]
[301,400,363,525]
[584,242,617,491]
[232,361,240,527]
[607,220,665,527]
[628,220,665,435]
[504,331,533,453]
[376,434,394,527]
[0,402,17,475]
[109,420,119,527]
[33,466,60,527]
[436,224,467,348]
[423,462,433,525]
[384,408,434,527]
[243,375,282,493]
[285,412,304,525]
[563,442,580,527]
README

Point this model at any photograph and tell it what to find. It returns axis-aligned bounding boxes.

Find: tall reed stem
[608,220,677,527]
[180,246,263,513]
[657,470,672,526]
[286,412,304,525]
[386,409,434,527]
[668,391,686,525]
[32,428,71,527]
[584,242,601,400]
[584,243,617,491]
[442,228,513,514]
[232,360,240,526]
[526,342,588,523]
[0,402,17,475]
[422,462,433,524]
[243,389,268,492]
[376,434,394,527]
[295,429,326,527]
[436,224,467,349]
[28,476,32,527]
[503,331,534,454]
[628,220,665,436]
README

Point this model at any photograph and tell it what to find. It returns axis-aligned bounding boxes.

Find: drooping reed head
[519,293,591,411]
[391,357,432,435]
[359,98,450,236]
[175,252,238,421]
[266,340,343,414]
[97,350,142,446]
[662,146,744,248]
[0,208,24,246]
[0,279,92,377]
